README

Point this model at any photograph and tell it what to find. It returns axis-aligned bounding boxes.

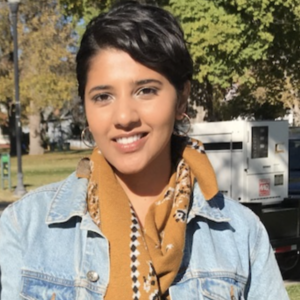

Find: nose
[113,96,140,129]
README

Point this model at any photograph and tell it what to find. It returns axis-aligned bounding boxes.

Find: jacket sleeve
[246,220,289,300]
[0,205,23,299]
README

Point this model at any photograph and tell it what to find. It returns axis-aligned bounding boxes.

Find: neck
[114,157,173,202]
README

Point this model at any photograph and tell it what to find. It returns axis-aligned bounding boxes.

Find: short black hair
[76,1,193,102]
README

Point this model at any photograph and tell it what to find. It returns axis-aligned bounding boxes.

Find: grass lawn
[287,284,300,300]
[0,149,92,202]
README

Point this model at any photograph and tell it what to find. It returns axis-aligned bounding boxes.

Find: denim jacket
[0,172,288,300]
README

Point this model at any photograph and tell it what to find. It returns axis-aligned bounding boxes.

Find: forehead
[90,49,150,73]
[86,49,168,85]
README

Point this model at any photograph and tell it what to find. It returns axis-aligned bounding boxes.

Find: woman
[0,1,289,299]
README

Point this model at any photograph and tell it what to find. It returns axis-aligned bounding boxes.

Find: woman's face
[84,49,186,175]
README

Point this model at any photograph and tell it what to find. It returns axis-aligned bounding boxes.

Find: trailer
[189,120,300,278]
[289,127,300,196]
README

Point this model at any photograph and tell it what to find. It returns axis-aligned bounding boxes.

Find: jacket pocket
[200,278,245,300]
[169,276,246,300]
[20,270,103,300]
[20,273,76,300]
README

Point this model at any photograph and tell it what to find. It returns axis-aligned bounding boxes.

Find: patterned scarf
[76,137,218,299]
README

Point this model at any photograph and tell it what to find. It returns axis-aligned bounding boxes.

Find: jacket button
[87,271,99,282]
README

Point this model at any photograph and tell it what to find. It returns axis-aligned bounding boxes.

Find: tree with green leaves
[61,0,300,123]
[166,0,300,122]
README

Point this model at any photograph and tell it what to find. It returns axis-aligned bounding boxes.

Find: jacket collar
[187,181,230,223]
[45,173,230,225]
[45,172,88,225]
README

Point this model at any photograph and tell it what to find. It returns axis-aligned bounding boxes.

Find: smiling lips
[115,134,143,145]
[114,133,147,152]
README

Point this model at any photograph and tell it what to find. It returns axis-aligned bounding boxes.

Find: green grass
[287,284,300,300]
[0,149,92,202]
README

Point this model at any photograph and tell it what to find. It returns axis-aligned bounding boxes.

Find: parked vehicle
[190,120,300,279]
[289,127,300,197]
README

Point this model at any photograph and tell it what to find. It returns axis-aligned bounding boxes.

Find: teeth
[116,134,142,145]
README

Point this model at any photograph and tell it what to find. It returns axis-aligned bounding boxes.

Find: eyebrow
[88,85,112,95]
[88,79,163,95]
[136,79,163,86]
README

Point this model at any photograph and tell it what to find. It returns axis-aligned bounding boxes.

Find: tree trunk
[204,77,215,121]
[29,104,44,155]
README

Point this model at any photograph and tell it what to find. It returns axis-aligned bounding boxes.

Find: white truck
[190,120,300,278]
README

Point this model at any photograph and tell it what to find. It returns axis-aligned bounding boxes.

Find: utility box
[190,120,289,205]
[1,153,11,190]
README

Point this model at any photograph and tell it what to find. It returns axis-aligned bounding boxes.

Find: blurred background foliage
[0,0,300,155]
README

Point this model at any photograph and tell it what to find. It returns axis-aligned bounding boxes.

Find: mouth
[114,133,148,145]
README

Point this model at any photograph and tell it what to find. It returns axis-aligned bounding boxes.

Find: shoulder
[209,192,263,237]
[8,174,70,209]
[192,182,261,230]
[191,185,267,254]
[1,172,84,225]
[213,193,261,225]
[208,193,269,258]
[222,195,255,216]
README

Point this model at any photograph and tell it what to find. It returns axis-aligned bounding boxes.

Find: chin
[112,161,146,175]
[115,166,143,175]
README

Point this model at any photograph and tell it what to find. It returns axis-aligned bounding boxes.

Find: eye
[92,93,112,102]
[137,87,158,96]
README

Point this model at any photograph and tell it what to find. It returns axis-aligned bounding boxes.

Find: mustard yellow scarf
[77,137,218,299]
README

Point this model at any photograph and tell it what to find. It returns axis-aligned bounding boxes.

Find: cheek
[149,95,177,122]
[85,106,104,137]
[157,103,177,128]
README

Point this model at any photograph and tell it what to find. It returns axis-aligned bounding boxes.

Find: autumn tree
[0,3,18,152]
[0,3,13,98]
[20,1,76,155]
[0,0,76,155]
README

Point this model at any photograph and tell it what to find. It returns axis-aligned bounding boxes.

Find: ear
[176,81,191,120]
